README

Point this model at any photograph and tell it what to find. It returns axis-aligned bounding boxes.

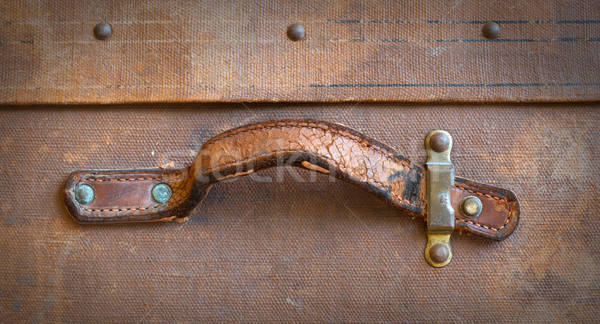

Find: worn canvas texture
[0,105,599,322]
[1,0,600,322]
[1,0,600,104]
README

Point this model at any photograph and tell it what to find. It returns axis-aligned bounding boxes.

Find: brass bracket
[424,130,455,267]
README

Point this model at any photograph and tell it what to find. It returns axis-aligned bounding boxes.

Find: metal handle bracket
[424,130,455,267]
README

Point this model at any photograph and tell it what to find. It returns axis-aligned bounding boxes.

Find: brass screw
[287,23,306,41]
[460,196,483,218]
[429,244,450,263]
[94,22,112,40]
[482,22,500,40]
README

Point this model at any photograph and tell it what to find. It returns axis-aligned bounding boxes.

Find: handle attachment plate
[424,130,455,267]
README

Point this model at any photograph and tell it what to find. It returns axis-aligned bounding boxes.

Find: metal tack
[94,22,112,40]
[287,23,306,41]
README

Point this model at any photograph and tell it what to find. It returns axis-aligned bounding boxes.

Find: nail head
[429,243,450,263]
[430,132,450,153]
[94,22,112,40]
[287,23,306,41]
[482,22,500,40]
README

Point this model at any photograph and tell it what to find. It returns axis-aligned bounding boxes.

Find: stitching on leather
[78,173,514,230]
[75,176,180,212]
[75,177,162,187]
[456,210,511,231]
[206,121,516,232]
[73,122,516,232]
[456,185,505,202]
[83,194,187,213]
[84,177,158,182]
[455,186,513,231]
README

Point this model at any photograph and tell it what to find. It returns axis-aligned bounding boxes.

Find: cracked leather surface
[64,119,519,240]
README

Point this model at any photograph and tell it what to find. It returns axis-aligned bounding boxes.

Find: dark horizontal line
[328,19,600,24]
[330,37,600,43]
[308,82,600,88]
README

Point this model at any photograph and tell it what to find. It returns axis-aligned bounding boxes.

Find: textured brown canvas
[1,0,600,104]
[1,0,600,322]
[0,104,599,322]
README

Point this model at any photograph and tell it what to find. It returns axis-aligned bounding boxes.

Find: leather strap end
[63,169,202,223]
[452,177,519,241]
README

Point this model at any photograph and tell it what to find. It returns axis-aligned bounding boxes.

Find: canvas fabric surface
[1,0,599,104]
[1,0,599,322]
[0,105,598,322]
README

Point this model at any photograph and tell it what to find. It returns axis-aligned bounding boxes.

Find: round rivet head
[429,244,450,263]
[460,196,483,218]
[482,22,500,40]
[152,184,172,204]
[287,23,306,41]
[74,184,94,205]
[94,22,112,40]
[429,132,450,153]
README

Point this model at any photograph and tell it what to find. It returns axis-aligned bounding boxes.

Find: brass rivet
[429,132,449,153]
[74,184,94,205]
[482,22,500,40]
[429,244,450,263]
[287,23,306,41]
[94,22,112,40]
[460,196,483,218]
[152,183,172,204]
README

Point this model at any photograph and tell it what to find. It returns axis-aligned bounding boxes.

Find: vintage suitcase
[1,0,599,322]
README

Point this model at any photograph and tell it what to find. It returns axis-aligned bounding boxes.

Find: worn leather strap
[64,120,519,240]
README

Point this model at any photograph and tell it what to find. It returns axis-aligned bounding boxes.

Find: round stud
[482,22,500,40]
[152,183,172,204]
[94,22,112,40]
[429,132,450,153]
[74,184,94,205]
[286,23,306,41]
[429,243,450,263]
[460,196,483,218]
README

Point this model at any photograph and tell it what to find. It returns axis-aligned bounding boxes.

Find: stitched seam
[83,194,187,213]
[76,176,180,212]
[78,174,513,230]
[456,185,505,202]
[206,122,516,230]
[455,186,514,231]
[74,122,516,231]
[82,177,159,182]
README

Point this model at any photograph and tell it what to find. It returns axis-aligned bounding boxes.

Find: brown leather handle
[64,119,519,240]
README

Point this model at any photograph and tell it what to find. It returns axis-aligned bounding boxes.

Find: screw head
[94,22,112,40]
[287,23,306,41]
[429,132,450,153]
[152,183,172,204]
[429,243,450,263]
[74,184,94,205]
[482,22,500,40]
[460,196,483,218]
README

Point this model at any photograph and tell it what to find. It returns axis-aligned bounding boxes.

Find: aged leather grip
[64,120,519,240]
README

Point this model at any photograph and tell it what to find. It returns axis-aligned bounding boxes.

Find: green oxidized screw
[152,183,172,204]
[74,184,94,205]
